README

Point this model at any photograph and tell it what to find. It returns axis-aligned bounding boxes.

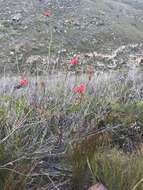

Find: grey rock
[11,13,22,22]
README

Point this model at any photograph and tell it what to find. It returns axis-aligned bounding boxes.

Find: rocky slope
[0,0,143,73]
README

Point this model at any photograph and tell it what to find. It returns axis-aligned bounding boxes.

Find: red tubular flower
[19,79,28,87]
[70,57,78,65]
[73,84,86,94]
[43,11,52,17]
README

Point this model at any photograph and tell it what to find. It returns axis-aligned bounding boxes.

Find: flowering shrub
[43,10,52,17]
[19,79,28,87]
[70,57,78,65]
[73,84,86,94]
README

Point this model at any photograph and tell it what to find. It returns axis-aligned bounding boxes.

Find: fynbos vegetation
[0,0,143,189]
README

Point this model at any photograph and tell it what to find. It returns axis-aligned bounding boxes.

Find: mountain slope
[0,0,143,73]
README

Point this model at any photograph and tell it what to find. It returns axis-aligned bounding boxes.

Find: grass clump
[88,149,143,190]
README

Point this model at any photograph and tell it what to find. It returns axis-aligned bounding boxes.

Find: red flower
[70,57,78,65]
[73,84,86,94]
[43,10,52,17]
[19,79,28,87]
